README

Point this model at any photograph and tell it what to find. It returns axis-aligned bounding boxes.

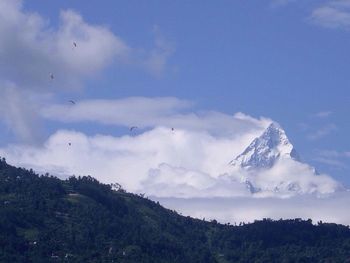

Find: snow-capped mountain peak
[230,122,300,170]
[227,122,342,196]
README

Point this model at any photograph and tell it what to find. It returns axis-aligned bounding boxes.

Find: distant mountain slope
[1,158,350,262]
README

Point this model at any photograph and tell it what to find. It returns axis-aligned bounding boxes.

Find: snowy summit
[230,123,300,170]
[228,123,341,196]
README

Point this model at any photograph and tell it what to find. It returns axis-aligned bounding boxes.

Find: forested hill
[1,158,350,263]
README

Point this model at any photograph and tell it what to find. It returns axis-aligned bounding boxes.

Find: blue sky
[0,0,349,186]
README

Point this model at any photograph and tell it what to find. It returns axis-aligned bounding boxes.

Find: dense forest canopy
[1,157,350,262]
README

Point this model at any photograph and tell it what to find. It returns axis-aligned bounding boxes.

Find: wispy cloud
[313,156,346,168]
[307,124,337,140]
[142,25,176,77]
[313,111,333,118]
[270,0,297,8]
[271,0,350,30]
[313,149,350,169]
[318,149,350,158]
[40,97,271,136]
[310,1,350,29]
[0,83,42,142]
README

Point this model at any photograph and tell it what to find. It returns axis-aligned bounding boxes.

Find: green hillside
[1,157,350,263]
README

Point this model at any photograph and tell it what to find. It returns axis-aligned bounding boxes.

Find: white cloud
[0,0,130,90]
[0,82,47,142]
[255,158,340,195]
[272,0,350,31]
[41,97,192,126]
[142,163,250,198]
[310,1,350,29]
[0,119,340,198]
[0,126,263,195]
[155,192,350,225]
[40,97,271,136]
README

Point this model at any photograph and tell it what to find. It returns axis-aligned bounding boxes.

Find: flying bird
[73,42,77,48]
[68,100,76,105]
[171,128,175,131]
[68,143,72,146]
[50,73,54,80]
[130,126,138,132]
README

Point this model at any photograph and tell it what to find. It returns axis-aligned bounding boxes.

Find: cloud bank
[155,193,350,225]
[0,124,263,196]
[0,100,340,199]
